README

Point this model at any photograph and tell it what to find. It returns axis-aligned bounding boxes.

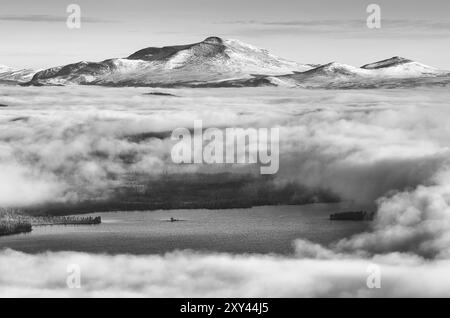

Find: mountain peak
[304,62,362,76]
[361,56,413,69]
[322,62,345,68]
[202,36,224,45]
[126,37,227,62]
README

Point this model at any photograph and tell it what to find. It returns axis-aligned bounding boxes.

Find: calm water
[0,204,370,255]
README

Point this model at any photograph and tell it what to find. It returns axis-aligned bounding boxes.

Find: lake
[0,204,370,255]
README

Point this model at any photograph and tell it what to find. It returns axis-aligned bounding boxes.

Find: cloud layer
[2,86,450,296]
[1,247,450,297]
[1,86,449,209]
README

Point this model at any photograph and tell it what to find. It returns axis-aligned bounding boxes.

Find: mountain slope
[29,37,312,87]
[0,65,36,83]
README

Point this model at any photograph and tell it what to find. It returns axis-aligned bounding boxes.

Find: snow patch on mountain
[0,65,36,83]
[0,64,12,72]
[301,62,372,77]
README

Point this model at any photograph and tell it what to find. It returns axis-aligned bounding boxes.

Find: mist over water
[1,86,449,208]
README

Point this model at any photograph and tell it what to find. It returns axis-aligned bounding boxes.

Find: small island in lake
[0,209,32,236]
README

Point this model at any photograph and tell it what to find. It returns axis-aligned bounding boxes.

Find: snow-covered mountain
[0,64,36,83]
[29,37,313,87]
[271,57,450,89]
[13,37,449,89]
[361,56,446,77]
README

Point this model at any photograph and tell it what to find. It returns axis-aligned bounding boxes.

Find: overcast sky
[0,0,449,69]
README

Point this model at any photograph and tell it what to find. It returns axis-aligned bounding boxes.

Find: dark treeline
[21,173,339,216]
[0,209,101,236]
[0,209,32,236]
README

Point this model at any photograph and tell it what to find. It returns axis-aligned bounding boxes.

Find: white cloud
[1,86,450,207]
[335,168,450,258]
[1,248,450,297]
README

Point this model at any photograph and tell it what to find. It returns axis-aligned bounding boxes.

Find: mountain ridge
[0,37,447,88]
[272,56,449,88]
[29,36,312,87]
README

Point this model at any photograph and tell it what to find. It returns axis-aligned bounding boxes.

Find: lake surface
[0,204,370,255]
